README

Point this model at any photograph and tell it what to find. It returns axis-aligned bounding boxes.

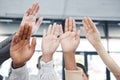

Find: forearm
[64,52,77,70]
[93,41,120,79]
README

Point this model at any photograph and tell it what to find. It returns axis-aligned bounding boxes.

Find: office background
[0,0,120,80]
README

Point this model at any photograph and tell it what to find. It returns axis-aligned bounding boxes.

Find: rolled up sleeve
[65,67,83,80]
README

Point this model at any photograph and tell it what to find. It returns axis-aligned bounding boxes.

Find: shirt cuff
[40,60,54,72]
[65,67,83,80]
[10,64,28,75]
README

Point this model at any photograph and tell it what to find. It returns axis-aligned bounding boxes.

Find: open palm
[61,18,80,53]
[61,32,79,53]
[81,17,101,46]
[21,2,43,34]
[42,24,60,55]
[10,24,36,66]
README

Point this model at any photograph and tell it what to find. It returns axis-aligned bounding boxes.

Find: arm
[81,17,120,80]
[0,35,14,65]
[60,17,82,80]
[61,17,80,70]
[0,2,43,65]
[0,43,10,65]
[20,2,43,35]
[39,23,61,80]
[0,1,42,52]
[9,23,36,80]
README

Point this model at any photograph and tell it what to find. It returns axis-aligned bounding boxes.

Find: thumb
[30,37,36,54]
[80,27,86,34]
[75,30,80,40]
[33,17,43,34]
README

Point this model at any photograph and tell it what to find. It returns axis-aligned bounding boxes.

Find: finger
[52,23,57,35]
[59,24,63,35]
[26,25,32,40]
[82,17,89,31]
[23,39,29,46]
[30,37,36,54]
[36,17,43,28]
[29,3,36,15]
[84,17,91,29]
[68,17,73,31]
[32,17,43,34]
[77,30,80,36]
[24,8,32,16]
[87,17,98,32]
[33,3,39,16]
[55,24,59,36]
[47,24,52,35]
[18,24,25,40]
[65,18,68,32]
[11,33,19,46]
[73,19,76,32]
[43,29,47,38]
[22,24,29,40]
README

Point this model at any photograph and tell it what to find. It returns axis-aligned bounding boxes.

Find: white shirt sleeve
[8,60,59,80]
[65,67,83,80]
[8,64,29,80]
[36,60,59,80]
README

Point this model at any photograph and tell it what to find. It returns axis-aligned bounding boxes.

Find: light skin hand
[81,17,101,46]
[21,2,43,34]
[41,23,61,63]
[61,17,80,54]
[10,24,36,68]
[61,17,80,70]
[81,17,120,80]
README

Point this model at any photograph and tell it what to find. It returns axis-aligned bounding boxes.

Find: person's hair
[76,63,89,77]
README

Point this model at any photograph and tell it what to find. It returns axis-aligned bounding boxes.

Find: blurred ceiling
[0,0,120,20]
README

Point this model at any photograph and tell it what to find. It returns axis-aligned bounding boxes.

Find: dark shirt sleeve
[0,35,13,65]
[0,74,3,80]
[0,35,13,49]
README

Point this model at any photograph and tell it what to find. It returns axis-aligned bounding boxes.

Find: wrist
[63,52,77,70]
[12,62,25,69]
[91,39,102,47]
[64,52,75,55]
[42,53,53,63]
[92,41,103,49]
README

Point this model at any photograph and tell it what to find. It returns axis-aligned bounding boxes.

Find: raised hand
[10,24,36,68]
[81,17,120,80]
[60,17,80,70]
[41,23,61,62]
[21,2,43,34]
[81,17,101,46]
[61,17,80,54]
